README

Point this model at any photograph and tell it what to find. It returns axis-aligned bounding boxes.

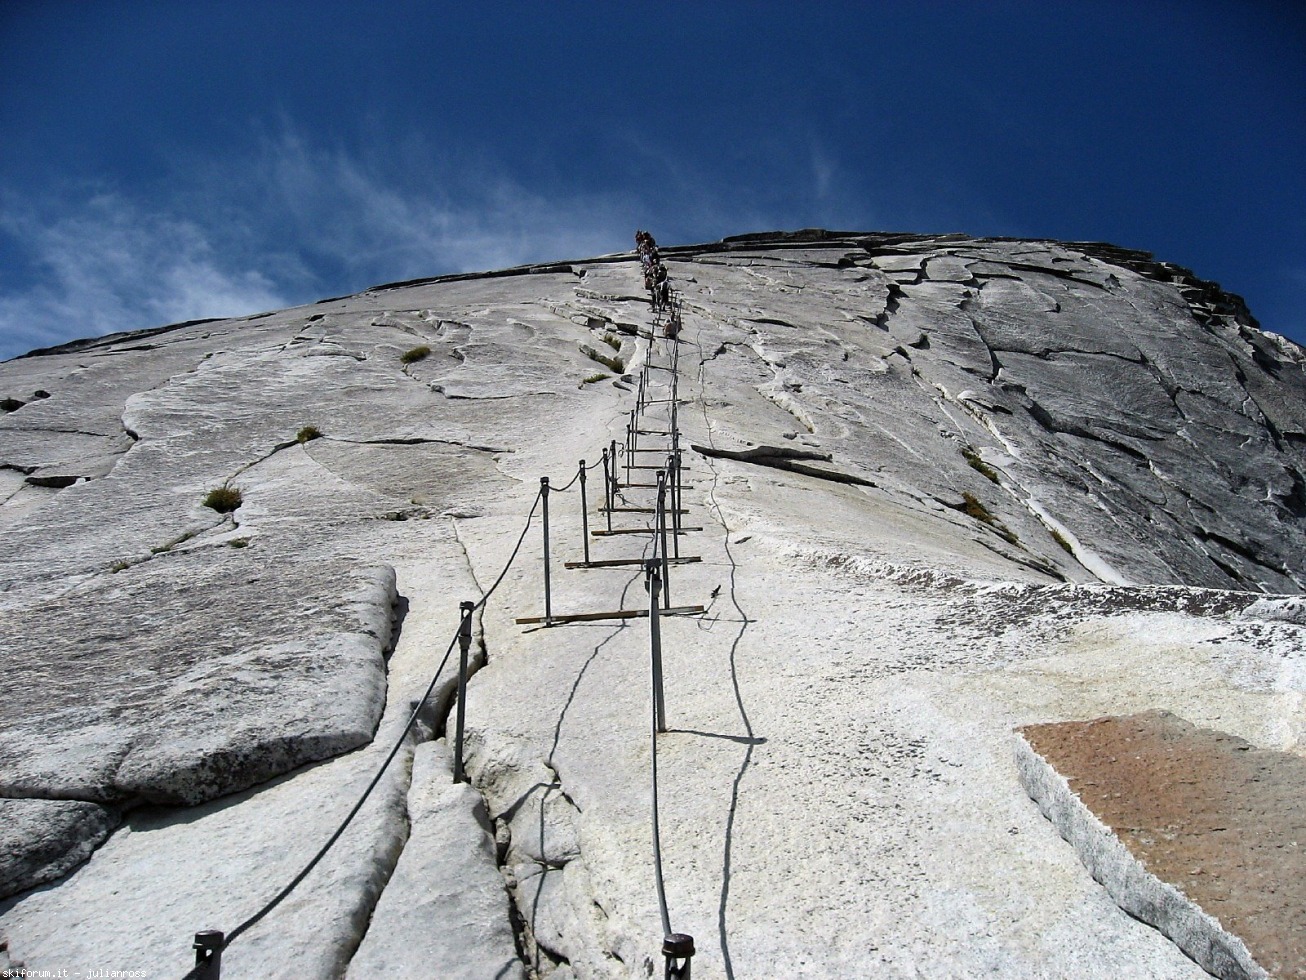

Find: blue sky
[1,1,1303,360]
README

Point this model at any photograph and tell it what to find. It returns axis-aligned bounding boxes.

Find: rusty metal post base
[193,931,223,979]
[663,933,694,980]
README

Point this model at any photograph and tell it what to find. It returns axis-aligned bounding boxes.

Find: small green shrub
[584,348,624,373]
[961,492,1019,544]
[228,538,250,549]
[297,425,323,443]
[152,529,201,554]
[961,492,992,523]
[110,560,131,573]
[583,372,609,384]
[962,447,1000,484]
[1051,529,1074,554]
[203,485,243,513]
[602,332,622,351]
[401,345,431,364]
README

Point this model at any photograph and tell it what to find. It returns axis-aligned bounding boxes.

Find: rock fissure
[692,442,874,487]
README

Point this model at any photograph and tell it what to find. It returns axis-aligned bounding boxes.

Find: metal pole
[625,413,634,484]
[453,600,474,783]
[609,437,620,530]
[579,460,590,566]
[657,471,671,610]
[647,560,666,733]
[663,934,695,980]
[672,432,683,547]
[540,477,552,625]
[670,452,681,559]
[602,447,611,506]
[193,931,223,980]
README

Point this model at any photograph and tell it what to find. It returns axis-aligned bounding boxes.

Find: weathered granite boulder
[0,799,117,899]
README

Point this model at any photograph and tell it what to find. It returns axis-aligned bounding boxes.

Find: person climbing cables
[652,263,669,311]
[664,308,680,339]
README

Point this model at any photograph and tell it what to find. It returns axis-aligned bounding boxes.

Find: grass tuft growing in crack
[601,332,622,351]
[1051,528,1074,554]
[582,345,624,374]
[297,425,323,443]
[151,528,201,554]
[962,446,1000,483]
[582,372,609,385]
[961,492,1019,544]
[400,345,431,364]
[203,484,243,513]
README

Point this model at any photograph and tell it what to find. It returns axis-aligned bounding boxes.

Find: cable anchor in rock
[540,476,552,625]
[192,931,223,980]
[662,933,694,980]
[453,599,475,783]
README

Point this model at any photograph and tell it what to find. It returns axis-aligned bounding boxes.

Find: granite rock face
[0,231,1303,976]
[0,799,117,900]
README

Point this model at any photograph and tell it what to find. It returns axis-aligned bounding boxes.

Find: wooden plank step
[516,604,706,625]
[565,556,701,568]
[592,527,702,537]
[601,506,688,514]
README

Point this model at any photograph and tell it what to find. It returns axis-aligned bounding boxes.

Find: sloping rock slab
[0,552,395,806]
[0,800,117,899]
[346,741,523,979]
[1017,711,1304,979]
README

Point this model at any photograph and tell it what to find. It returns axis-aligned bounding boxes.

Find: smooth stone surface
[1019,711,1304,979]
[0,555,395,806]
[0,799,117,899]
[347,740,523,980]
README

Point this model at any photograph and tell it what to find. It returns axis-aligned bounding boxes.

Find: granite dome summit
[1,230,1303,978]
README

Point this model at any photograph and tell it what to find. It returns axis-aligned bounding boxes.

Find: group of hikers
[635,230,673,313]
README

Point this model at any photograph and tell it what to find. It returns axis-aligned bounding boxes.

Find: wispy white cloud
[0,122,890,360]
[0,191,289,360]
[234,128,641,281]
[0,127,652,359]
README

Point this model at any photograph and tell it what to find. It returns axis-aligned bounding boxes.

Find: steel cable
[179,486,544,979]
[548,456,605,493]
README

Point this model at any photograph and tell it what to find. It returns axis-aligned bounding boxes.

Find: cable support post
[603,447,614,532]
[578,459,590,566]
[646,557,673,960]
[610,437,621,494]
[192,931,222,980]
[540,477,552,625]
[453,600,475,783]
[663,934,695,980]
[672,431,683,536]
[646,559,667,736]
[657,471,671,610]
[627,410,637,484]
[673,452,684,559]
